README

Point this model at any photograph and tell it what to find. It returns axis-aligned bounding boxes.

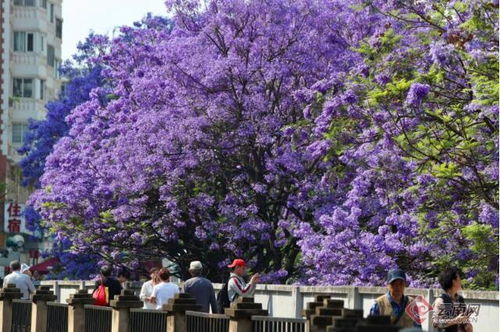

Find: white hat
[189,261,203,271]
[20,263,31,273]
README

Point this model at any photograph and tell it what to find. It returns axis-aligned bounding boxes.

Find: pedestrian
[432,267,473,332]
[117,268,131,289]
[21,264,32,277]
[226,259,259,303]
[92,265,122,306]
[3,261,35,300]
[151,268,179,310]
[184,261,217,313]
[369,269,421,329]
[139,267,160,309]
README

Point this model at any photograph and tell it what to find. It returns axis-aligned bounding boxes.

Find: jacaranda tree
[18,35,106,279]
[30,0,498,286]
[297,0,498,288]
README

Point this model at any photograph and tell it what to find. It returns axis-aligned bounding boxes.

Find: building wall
[0,0,63,273]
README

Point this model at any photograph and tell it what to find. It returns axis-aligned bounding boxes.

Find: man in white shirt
[151,268,179,310]
[3,261,35,299]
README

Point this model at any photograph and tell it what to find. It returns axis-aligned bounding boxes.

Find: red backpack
[92,278,109,306]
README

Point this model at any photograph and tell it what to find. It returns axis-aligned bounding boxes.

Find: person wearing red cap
[227,259,260,303]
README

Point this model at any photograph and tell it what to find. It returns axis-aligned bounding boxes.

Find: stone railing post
[303,295,331,332]
[110,289,143,332]
[164,293,202,332]
[67,289,94,332]
[0,284,23,331]
[31,285,57,332]
[305,296,363,332]
[225,297,268,332]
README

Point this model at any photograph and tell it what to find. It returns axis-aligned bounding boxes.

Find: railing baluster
[185,310,230,332]
[251,315,307,332]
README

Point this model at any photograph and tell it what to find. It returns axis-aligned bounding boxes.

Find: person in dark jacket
[184,261,217,313]
[93,265,122,305]
[432,267,473,332]
[117,268,131,289]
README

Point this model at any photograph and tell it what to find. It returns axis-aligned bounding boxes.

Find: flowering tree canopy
[297,0,498,287]
[30,0,498,286]
[18,35,106,279]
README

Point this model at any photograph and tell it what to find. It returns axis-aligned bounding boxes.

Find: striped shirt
[227,272,256,302]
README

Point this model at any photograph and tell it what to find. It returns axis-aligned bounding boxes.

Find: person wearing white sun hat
[3,261,35,299]
[21,263,32,276]
[183,261,217,313]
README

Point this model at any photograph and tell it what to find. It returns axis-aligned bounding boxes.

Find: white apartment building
[2,0,63,162]
[0,0,63,273]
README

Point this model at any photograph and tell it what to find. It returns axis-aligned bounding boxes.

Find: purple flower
[406,83,430,106]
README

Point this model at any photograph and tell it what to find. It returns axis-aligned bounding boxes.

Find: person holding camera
[226,259,260,303]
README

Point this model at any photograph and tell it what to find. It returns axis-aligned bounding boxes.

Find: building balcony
[10,98,46,121]
[11,51,45,65]
[11,5,49,32]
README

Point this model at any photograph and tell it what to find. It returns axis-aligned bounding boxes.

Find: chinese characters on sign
[4,202,30,235]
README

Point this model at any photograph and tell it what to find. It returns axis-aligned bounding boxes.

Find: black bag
[216,281,231,314]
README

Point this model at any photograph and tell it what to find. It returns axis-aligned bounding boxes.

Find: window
[47,44,55,67]
[40,79,45,100]
[41,0,47,8]
[27,33,34,51]
[50,3,54,23]
[40,35,45,52]
[14,32,34,52]
[13,0,35,5]
[13,78,33,98]
[60,82,67,95]
[12,124,28,144]
[56,18,62,39]
[54,59,61,78]
[14,32,25,52]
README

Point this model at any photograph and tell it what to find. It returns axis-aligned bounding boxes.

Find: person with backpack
[432,267,473,332]
[369,269,421,329]
[217,259,259,313]
[184,261,217,313]
[92,265,122,306]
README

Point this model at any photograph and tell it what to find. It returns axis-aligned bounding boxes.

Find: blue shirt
[369,292,421,328]
[184,277,217,313]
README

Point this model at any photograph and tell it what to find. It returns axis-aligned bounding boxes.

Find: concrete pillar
[347,286,362,309]
[225,297,268,332]
[109,289,143,332]
[54,281,61,302]
[292,286,303,318]
[30,285,57,332]
[67,289,94,332]
[0,284,22,332]
[164,293,202,332]
[425,288,436,332]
